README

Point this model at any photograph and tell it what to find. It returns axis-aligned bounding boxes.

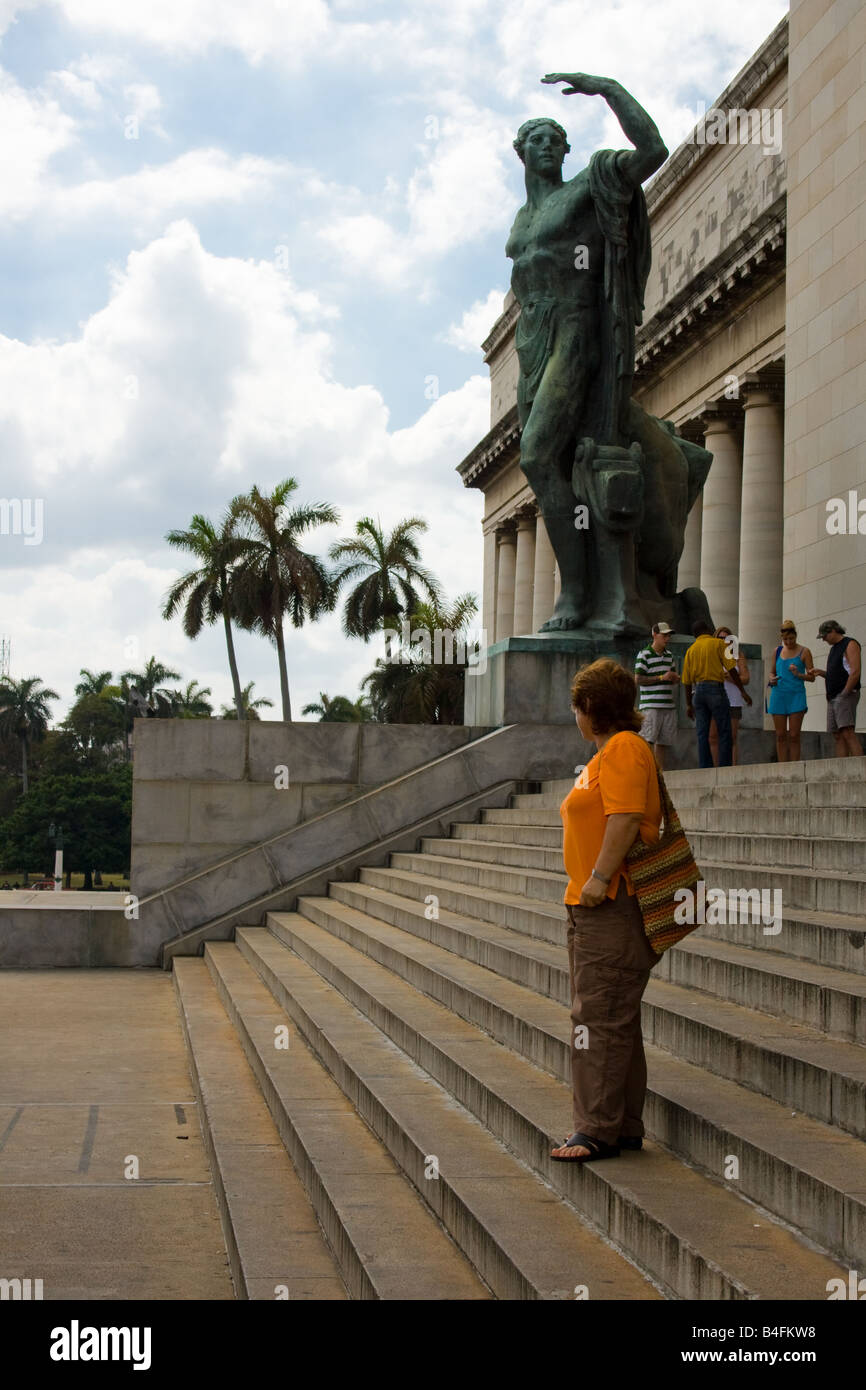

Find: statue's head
[513,118,570,174]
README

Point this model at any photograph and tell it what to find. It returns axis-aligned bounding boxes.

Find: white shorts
[640,707,678,746]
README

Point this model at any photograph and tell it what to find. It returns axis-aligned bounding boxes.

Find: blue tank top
[775,647,806,694]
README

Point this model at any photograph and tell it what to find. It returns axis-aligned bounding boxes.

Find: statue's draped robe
[587,148,652,445]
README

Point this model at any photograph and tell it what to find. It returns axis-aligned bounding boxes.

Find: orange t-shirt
[560,730,661,905]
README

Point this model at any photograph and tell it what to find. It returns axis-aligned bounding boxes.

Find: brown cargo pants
[566,879,660,1145]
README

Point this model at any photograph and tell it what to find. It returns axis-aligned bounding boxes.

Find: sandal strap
[563,1131,604,1153]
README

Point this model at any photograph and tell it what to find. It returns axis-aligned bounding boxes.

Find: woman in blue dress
[767,620,815,761]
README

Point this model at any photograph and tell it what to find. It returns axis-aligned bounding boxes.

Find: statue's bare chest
[506,176,600,261]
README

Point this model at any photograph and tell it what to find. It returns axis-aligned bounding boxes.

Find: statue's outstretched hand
[542,72,612,97]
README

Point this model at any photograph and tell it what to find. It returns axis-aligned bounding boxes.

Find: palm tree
[229,480,338,721]
[360,593,478,724]
[166,680,213,718]
[163,513,247,719]
[219,681,274,720]
[301,692,373,722]
[74,669,114,697]
[329,516,442,640]
[0,676,60,794]
[120,656,181,704]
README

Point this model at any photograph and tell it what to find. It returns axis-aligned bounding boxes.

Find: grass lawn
[0,870,130,890]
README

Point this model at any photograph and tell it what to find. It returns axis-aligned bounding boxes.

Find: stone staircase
[173,756,866,1299]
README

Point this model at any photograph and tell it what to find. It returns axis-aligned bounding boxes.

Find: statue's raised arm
[542,73,668,186]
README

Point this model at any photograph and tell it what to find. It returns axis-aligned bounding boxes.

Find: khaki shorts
[828,690,861,732]
[640,707,677,746]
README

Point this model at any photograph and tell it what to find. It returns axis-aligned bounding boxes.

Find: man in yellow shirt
[681,621,751,767]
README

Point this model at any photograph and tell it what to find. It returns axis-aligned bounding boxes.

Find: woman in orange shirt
[551,658,663,1163]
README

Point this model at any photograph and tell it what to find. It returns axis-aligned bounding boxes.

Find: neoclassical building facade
[458,1,866,731]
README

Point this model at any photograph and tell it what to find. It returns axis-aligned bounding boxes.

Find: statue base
[464,632,765,730]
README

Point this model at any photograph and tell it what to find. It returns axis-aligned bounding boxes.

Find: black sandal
[550,1131,621,1162]
[618,1136,643,1150]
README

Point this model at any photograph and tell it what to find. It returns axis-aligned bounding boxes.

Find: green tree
[63,691,127,758]
[219,682,274,720]
[0,676,60,795]
[163,512,247,719]
[165,680,214,718]
[301,692,373,722]
[329,515,441,640]
[74,669,114,697]
[0,765,133,890]
[120,656,181,703]
[360,593,478,724]
[229,480,338,721]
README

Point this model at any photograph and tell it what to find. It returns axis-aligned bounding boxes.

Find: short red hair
[570,658,642,734]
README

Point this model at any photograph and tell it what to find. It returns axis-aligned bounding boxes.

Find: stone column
[679,495,703,591]
[494,526,517,642]
[700,405,742,629]
[481,528,497,648]
[532,511,556,631]
[512,514,536,636]
[738,377,784,657]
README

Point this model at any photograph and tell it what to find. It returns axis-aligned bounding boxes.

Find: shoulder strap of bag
[655,769,681,835]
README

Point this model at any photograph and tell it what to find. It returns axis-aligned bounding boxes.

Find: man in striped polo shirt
[634,621,680,769]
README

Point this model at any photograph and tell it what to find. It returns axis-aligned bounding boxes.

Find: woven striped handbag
[625,769,702,957]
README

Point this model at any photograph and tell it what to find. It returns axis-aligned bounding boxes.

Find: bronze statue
[507,73,713,638]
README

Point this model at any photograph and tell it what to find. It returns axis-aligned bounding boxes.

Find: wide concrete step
[642,976,866,1139]
[662,759,866,791]
[173,957,347,1300]
[388,849,567,906]
[232,928,657,1300]
[203,941,489,1300]
[330,877,565,997]
[698,858,866,917]
[484,805,564,826]
[645,1045,866,1270]
[478,805,866,840]
[295,890,866,1138]
[335,874,866,1045]
[358,863,564,944]
[440,824,864,879]
[688,829,863,873]
[680,806,866,838]
[657,934,866,1042]
[392,844,866,920]
[533,760,866,810]
[421,833,563,875]
[261,909,845,1298]
[295,887,866,1267]
[694,903,866,976]
[672,782,866,810]
[459,818,562,848]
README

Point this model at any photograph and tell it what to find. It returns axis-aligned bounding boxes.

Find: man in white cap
[634,621,680,769]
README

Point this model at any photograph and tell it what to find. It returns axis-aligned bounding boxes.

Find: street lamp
[48,822,64,892]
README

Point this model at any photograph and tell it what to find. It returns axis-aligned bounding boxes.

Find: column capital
[739,372,784,408]
[496,523,518,544]
[699,399,742,430]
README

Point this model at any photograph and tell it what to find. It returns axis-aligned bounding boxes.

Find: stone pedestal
[464,632,764,742]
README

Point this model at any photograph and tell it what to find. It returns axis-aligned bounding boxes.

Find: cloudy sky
[0,0,788,720]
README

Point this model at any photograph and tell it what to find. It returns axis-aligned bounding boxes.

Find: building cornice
[482,297,520,363]
[457,405,520,491]
[634,198,786,381]
[644,16,788,219]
